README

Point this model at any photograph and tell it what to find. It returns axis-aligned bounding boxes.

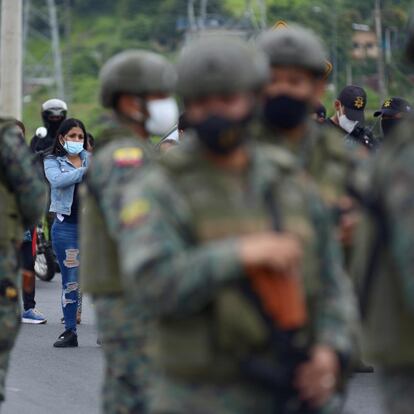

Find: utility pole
[0,0,23,119]
[48,0,65,99]
[23,0,65,99]
[64,0,73,103]
[187,0,196,31]
[257,0,267,29]
[374,0,387,102]
[385,27,393,65]
[332,0,339,97]
[199,0,208,31]
[346,62,353,85]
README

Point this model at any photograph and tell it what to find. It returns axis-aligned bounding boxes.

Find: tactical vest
[354,123,414,368]
[258,122,353,208]
[80,189,123,294]
[80,132,153,296]
[155,146,322,381]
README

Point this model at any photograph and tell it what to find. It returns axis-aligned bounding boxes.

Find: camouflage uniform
[81,124,155,414]
[80,49,176,414]
[352,116,414,414]
[116,139,357,414]
[255,121,353,209]
[0,120,47,401]
[256,27,360,265]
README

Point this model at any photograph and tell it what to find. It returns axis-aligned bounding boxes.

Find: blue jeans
[52,219,79,333]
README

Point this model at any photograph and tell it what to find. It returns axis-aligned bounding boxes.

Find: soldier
[352,29,414,414]
[117,36,357,414]
[257,25,371,374]
[256,26,361,260]
[79,50,178,413]
[0,119,47,402]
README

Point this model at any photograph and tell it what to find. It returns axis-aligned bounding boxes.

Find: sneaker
[22,309,47,325]
[53,330,78,348]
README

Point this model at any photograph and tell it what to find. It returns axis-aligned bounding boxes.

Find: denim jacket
[44,150,89,215]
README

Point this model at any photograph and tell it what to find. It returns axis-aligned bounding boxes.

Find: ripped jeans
[52,219,79,333]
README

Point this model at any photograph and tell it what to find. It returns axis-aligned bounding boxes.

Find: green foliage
[23,0,414,136]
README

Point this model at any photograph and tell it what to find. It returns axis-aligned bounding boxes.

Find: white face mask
[145,97,179,136]
[337,111,358,133]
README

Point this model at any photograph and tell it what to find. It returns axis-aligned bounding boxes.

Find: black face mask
[263,94,309,130]
[191,115,250,155]
[381,118,400,138]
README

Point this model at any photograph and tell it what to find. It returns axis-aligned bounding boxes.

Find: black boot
[53,330,78,348]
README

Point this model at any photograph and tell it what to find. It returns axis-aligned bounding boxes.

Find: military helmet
[176,36,269,100]
[257,25,327,77]
[100,50,177,108]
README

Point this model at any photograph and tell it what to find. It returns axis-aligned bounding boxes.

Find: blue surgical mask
[63,141,84,155]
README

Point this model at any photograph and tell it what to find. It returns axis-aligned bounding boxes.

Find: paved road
[2,276,387,414]
[3,276,103,414]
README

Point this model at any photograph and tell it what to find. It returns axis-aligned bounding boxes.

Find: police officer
[116,36,357,414]
[352,28,414,414]
[0,119,47,403]
[328,85,376,150]
[80,50,178,413]
[373,97,412,139]
[30,98,68,155]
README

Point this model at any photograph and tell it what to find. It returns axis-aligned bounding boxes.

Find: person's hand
[294,345,340,408]
[238,232,302,274]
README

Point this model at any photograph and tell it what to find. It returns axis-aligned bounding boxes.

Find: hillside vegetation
[23,0,414,135]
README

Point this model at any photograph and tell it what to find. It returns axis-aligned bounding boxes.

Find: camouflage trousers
[0,294,20,402]
[94,295,151,414]
[380,369,414,414]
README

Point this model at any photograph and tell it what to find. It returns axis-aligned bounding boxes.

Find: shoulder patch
[120,199,151,227]
[113,147,144,167]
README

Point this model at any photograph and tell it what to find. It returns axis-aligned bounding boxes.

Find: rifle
[240,186,317,414]
[348,123,379,151]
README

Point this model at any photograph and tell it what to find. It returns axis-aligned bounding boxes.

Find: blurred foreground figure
[117,36,356,414]
[257,26,360,264]
[0,119,47,402]
[352,28,414,414]
[80,50,177,413]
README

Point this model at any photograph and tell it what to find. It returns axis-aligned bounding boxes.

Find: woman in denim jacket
[44,118,89,348]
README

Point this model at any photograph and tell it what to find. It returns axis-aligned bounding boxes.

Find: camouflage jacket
[352,116,414,367]
[116,139,357,379]
[80,123,155,295]
[254,121,355,208]
[0,120,47,278]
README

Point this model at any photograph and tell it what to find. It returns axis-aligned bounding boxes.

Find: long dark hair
[52,118,88,156]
